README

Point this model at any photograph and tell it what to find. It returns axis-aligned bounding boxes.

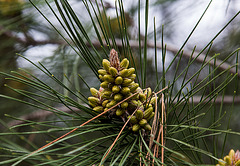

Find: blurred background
[1,0,240,159]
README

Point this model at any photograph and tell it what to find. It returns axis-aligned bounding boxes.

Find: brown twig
[101,106,138,163]
[145,87,168,165]
[161,94,165,166]
[152,92,162,165]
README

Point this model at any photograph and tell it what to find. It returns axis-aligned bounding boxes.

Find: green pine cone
[106,100,117,108]
[128,115,138,124]
[144,106,153,119]
[139,92,146,102]
[93,106,104,112]
[121,102,128,109]
[144,87,152,98]
[99,75,104,81]
[112,85,120,93]
[119,69,129,77]
[100,81,110,89]
[150,97,158,104]
[235,160,240,166]
[144,124,152,131]
[146,112,155,121]
[102,59,110,72]
[102,100,109,107]
[132,124,141,132]
[114,93,123,102]
[129,83,139,92]
[101,90,112,99]
[122,78,133,86]
[125,68,135,77]
[139,119,147,127]
[135,109,143,120]
[88,96,100,105]
[90,87,99,97]
[89,101,98,107]
[120,58,129,69]
[120,87,130,95]
[103,74,115,83]
[115,76,123,84]
[98,69,107,75]
[129,74,136,81]
[109,67,118,77]
[116,108,125,116]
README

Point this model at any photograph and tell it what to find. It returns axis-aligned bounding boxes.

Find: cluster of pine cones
[88,49,157,132]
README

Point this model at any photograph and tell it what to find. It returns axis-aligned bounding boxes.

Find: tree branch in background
[3,95,239,129]
[1,25,239,77]
[5,106,80,128]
